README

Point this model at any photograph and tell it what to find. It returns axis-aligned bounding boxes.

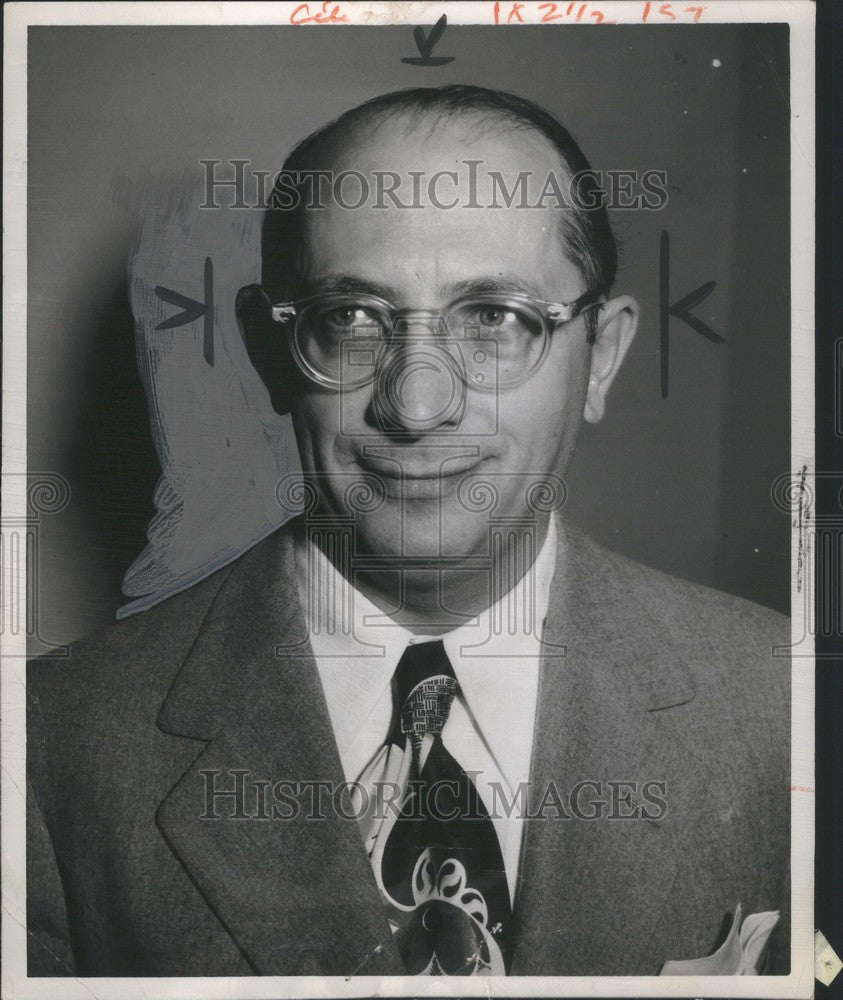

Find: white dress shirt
[295,518,557,905]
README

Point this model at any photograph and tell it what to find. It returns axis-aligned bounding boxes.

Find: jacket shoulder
[564,524,791,713]
[572,525,789,643]
[28,562,234,731]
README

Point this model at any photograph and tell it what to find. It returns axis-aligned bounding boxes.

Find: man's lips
[355,452,484,481]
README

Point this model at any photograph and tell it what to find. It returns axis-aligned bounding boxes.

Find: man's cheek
[295,399,337,452]
[290,411,316,469]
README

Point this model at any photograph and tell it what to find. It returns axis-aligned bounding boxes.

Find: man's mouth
[354,451,486,498]
[356,452,483,480]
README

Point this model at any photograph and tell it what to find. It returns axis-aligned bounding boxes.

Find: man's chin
[349,505,485,563]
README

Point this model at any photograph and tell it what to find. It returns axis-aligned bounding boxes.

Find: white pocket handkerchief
[660,903,780,976]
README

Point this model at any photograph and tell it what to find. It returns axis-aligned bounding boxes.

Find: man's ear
[235,284,299,416]
[583,294,639,424]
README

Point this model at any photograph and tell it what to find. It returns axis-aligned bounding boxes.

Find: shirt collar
[295,536,411,757]
[441,516,557,792]
[298,517,558,783]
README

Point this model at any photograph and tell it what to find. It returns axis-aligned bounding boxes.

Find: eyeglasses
[267,288,603,390]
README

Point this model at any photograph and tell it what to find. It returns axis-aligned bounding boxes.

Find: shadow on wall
[64,269,161,619]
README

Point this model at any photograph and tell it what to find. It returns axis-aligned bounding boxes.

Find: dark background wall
[28,24,790,648]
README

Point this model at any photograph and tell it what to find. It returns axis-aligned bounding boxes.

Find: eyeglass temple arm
[546,288,604,322]
[232,284,294,324]
[271,304,296,323]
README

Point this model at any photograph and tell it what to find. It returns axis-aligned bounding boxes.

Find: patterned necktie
[369,639,513,975]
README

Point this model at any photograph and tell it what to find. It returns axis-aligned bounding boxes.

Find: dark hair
[261,85,617,335]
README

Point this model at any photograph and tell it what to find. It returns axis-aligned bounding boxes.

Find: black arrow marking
[660,230,723,398]
[155,256,215,366]
[401,14,455,66]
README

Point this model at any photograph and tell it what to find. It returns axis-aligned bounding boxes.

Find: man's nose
[372,315,466,433]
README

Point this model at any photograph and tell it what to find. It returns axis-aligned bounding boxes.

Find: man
[28,85,790,978]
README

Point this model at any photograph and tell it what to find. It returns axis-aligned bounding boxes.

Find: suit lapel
[155,523,402,975]
[511,521,697,975]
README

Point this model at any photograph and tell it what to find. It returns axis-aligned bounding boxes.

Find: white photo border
[1,2,815,997]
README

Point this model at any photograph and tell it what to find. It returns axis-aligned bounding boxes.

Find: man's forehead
[297,210,579,303]
[260,90,610,306]
[287,110,581,299]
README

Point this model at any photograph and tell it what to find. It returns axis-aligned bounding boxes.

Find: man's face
[289,116,600,566]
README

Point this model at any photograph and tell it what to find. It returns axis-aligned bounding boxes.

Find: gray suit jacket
[28,518,791,977]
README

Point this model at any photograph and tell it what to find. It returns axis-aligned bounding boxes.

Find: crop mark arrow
[401,15,455,66]
[660,231,723,398]
[155,256,215,366]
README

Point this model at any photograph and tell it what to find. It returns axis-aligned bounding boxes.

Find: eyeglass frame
[265,286,604,391]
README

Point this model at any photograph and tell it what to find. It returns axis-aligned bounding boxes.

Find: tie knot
[394,640,458,738]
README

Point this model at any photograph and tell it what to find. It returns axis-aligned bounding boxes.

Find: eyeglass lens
[296,297,548,387]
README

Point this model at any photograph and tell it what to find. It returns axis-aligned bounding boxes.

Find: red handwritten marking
[790,785,815,793]
[290,1,348,25]
[538,2,562,22]
[492,1,699,25]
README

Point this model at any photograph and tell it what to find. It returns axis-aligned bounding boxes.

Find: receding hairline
[286,100,577,179]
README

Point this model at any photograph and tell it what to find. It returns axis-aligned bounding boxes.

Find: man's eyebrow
[296,274,400,301]
[295,273,554,303]
[442,276,549,300]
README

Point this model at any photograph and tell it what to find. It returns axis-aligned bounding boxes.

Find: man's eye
[320,304,384,330]
[476,306,508,328]
[325,306,363,327]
